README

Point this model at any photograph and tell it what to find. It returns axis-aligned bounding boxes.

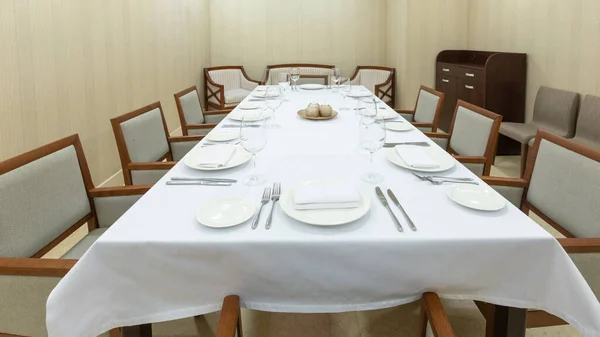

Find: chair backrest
[111,102,172,184]
[350,66,394,93]
[448,101,502,175]
[264,63,334,85]
[413,86,444,128]
[175,86,205,131]
[531,86,580,137]
[524,131,600,238]
[573,94,600,147]
[206,67,243,90]
[0,135,94,258]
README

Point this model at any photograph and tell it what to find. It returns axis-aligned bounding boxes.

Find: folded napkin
[395,146,439,169]
[197,146,236,168]
[294,184,361,210]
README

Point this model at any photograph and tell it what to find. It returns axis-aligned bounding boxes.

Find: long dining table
[46,86,600,337]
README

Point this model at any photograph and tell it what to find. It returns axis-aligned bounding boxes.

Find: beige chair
[420,293,456,337]
[263,63,334,86]
[425,100,502,176]
[349,66,396,107]
[500,86,579,176]
[174,85,231,136]
[204,66,261,109]
[395,85,444,132]
[0,134,150,337]
[479,130,600,332]
[111,102,203,185]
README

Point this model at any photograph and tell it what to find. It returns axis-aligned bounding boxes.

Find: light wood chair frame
[395,85,445,132]
[350,66,396,107]
[111,102,204,185]
[419,292,456,337]
[263,63,335,85]
[425,100,503,176]
[174,85,232,136]
[204,66,262,110]
[216,295,244,337]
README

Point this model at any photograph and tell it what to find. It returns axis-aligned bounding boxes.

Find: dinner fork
[412,172,479,185]
[383,142,430,148]
[252,187,271,229]
[265,182,281,230]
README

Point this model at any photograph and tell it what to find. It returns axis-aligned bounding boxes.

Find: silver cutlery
[411,172,479,185]
[265,182,281,230]
[383,142,430,148]
[222,124,260,128]
[386,189,417,232]
[170,177,237,183]
[375,186,404,232]
[411,172,473,182]
[166,181,232,186]
[201,141,241,147]
[252,187,272,229]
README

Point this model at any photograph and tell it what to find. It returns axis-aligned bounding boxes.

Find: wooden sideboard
[435,50,527,155]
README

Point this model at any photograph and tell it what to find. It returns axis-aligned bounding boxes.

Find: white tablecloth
[46,87,600,337]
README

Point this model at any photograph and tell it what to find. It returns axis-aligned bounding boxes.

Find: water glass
[290,67,300,91]
[265,87,283,127]
[331,67,340,91]
[240,115,268,185]
[358,114,386,184]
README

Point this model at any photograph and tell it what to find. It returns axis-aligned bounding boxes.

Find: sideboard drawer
[436,63,459,76]
[457,67,485,81]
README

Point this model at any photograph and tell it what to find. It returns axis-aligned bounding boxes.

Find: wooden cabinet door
[456,78,485,107]
[436,75,457,132]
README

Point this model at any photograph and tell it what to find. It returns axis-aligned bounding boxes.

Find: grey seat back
[531,86,579,137]
[413,89,441,124]
[178,89,205,125]
[119,107,170,163]
[450,106,495,157]
[0,145,91,258]
[527,138,600,238]
[573,94,600,146]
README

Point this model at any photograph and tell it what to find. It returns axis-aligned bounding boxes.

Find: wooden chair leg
[109,328,121,337]
[520,143,528,177]
[419,305,429,337]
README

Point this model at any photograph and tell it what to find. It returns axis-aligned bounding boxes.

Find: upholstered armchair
[174,85,231,136]
[204,66,261,109]
[111,102,204,185]
[500,86,579,176]
[349,66,396,107]
[478,130,600,332]
[0,134,150,337]
[263,63,335,85]
[425,100,502,176]
[395,85,444,132]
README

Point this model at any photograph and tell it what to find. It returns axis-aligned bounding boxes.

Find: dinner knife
[375,187,404,232]
[222,124,261,128]
[383,142,430,148]
[166,181,232,186]
[386,189,417,232]
[170,177,237,183]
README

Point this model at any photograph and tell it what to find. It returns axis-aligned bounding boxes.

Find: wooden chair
[174,85,231,136]
[420,293,456,337]
[499,86,579,176]
[204,66,261,110]
[0,134,150,337]
[479,130,600,333]
[216,295,244,337]
[349,66,396,107]
[263,63,335,85]
[395,85,444,132]
[111,102,204,185]
[425,100,502,176]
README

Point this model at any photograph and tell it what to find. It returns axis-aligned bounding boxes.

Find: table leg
[490,305,527,337]
[121,324,152,337]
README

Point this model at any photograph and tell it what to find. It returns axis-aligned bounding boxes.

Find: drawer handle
[442,68,450,72]
[465,85,474,90]
[465,73,475,77]
[442,79,450,83]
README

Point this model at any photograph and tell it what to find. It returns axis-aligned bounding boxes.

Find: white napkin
[294,184,361,210]
[197,146,236,168]
[395,146,440,169]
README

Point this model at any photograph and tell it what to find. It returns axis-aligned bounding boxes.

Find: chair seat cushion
[224,88,251,104]
[499,122,539,144]
[60,228,107,259]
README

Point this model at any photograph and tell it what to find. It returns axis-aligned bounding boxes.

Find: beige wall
[0,0,211,185]
[210,0,388,81]
[468,0,600,121]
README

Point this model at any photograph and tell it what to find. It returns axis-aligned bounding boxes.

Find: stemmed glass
[240,115,268,185]
[331,67,341,91]
[264,87,283,128]
[339,77,352,111]
[290,67,300,91]
[358,113,386,184]
[278,73,290,100]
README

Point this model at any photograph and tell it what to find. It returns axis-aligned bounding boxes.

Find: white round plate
[279,179,371,226]
[252,91,279,98]
[447,184,506,211]
[206,130,239,142]
[298,84,326,90]
[254,86,269,92]
[386,146,455,172]
[386,121,412,132]
[378,111,398,120]
[228,110,266,122]
[238,102,262,110]
[348,91,373,98]
[184,144,252,171]
[196,197,256,228]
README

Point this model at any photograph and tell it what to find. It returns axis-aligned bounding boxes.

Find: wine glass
[358,114,386,184]
[240,115,268,185]
[290,67,300,91]
[331,67,340,91]
[339,77,352,111]
[264,87,283,128]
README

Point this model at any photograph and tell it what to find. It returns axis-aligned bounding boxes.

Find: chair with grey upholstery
[263,63,335,86]
[111,102,204,185]
[348,66,396,107]
[394,85,444,132]
[174,85,231,136]
[204,66,261,110]
[0,134,150,337]
[478,129,600,331]
[500,86,579,176]
[425,100,502,176]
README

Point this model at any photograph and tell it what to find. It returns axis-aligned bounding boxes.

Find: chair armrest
[88,185,151,197]
[0,257,76,277]
[186,124,218,130]
[169,135,205,142]
[206,75,225,90]
[395,109,414,115]
[128,162,177,170]
[217,295,242,337]
[421,292,455,337]
[482,177,529,188]
[412,122,434,128]
[452,155,487,164]
[423,132,450,139]
[559,238,600,253]
[169,137,203,161]
[204,109,232,115]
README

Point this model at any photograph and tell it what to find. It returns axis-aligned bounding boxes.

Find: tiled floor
[45,156,582,336]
